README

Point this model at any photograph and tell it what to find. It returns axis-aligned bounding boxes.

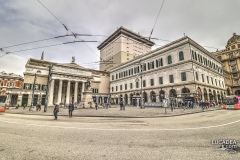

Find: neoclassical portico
[48,73,91,106]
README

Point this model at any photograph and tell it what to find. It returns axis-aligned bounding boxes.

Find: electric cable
[149,0,166,40]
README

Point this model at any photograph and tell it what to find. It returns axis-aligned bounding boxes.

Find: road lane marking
[0,119,240,131]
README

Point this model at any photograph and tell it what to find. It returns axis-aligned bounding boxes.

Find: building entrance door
[41,95,46,105]
[33,95,38,106]
[10,94,18,106]
[21,94,28,107]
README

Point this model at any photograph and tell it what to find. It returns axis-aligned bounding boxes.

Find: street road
[0,110,239,160]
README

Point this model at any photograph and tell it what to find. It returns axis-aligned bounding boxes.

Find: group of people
[177,100,220,111]
[53,102,75,120]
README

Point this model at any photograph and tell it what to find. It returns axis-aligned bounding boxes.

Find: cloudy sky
[0,0,239,76]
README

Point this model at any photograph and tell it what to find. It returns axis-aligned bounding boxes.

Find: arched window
[179,51,184,61]
[167,55,172,64]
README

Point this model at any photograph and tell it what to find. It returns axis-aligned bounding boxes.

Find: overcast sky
[0,0,239,76]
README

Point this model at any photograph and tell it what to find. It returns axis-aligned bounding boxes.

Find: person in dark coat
[36,103,40,111]
[95,102,98,110]
[120,101,123,110]
[53,104,59,120]
[68,102,74,117]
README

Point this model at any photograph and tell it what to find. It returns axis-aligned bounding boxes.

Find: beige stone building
[213,33,240,96]
[98,26,155,72]
[22,56,109,107]
[110,36,225,105]
[0,71,23,106]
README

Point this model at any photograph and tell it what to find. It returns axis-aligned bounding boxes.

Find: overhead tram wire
[37,0,102,61]
[149,0,166,40]
[1,37,57,49]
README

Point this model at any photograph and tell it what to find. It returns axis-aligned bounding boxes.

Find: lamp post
[44,64,53,112]
[135,60,143,108]
[30,70,41,111]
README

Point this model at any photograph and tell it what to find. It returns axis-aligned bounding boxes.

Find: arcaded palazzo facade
[213,33,240,96]
[110,36,226,106]
[23,57,109,107]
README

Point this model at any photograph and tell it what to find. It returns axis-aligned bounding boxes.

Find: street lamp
[30,70,41,111]
[135,60,143,108]
[44,64,53,112]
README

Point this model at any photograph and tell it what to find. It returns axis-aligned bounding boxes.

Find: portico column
[81,82,85,101]
[74,81,78,103]
[66,81,71,104]
[48,79,55,106]
[57,80,63,104]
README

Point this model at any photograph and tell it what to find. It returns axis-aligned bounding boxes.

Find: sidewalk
[2,105,222,118]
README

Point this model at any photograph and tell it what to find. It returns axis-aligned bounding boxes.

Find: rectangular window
[196,72,199,81]
[112,75,114,80]
[116,86,118,91]
[120,85,122,90]
[143,80,146,87]
[136,82,139,88]
[179,51,184,61]
[152,61,154,69]
[116,74,118,79]
[150,79,154,86]
[159,77,163,84]
[215,79,217,86]
[195,52,197,61]
[207,76,209,83]
[168,55,172,64]
[125,84,127,90]
[160,58,163,66]
[143,63,146,71]
[130,83,133,89]
[169,75,174,83]
[202,74,204,82]
[181,72,186,81]
[112,87,114,92]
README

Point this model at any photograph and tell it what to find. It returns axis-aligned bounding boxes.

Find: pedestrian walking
[170,100,174,111]
[120,100,123,110]
[106,102,109,110]
[36,103,40,111]
[123,101,126,110]
[53,103,59,120]
[200,101,204,111]
[38,104,42,111]
[95,102,98,110]
[68,102,74,117]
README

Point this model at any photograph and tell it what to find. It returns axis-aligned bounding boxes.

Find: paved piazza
[0,110,240,160]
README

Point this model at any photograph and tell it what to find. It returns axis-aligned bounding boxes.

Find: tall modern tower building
[97,26,155,72]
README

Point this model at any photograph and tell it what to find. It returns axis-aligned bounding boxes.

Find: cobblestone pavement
[3,105,222,118]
